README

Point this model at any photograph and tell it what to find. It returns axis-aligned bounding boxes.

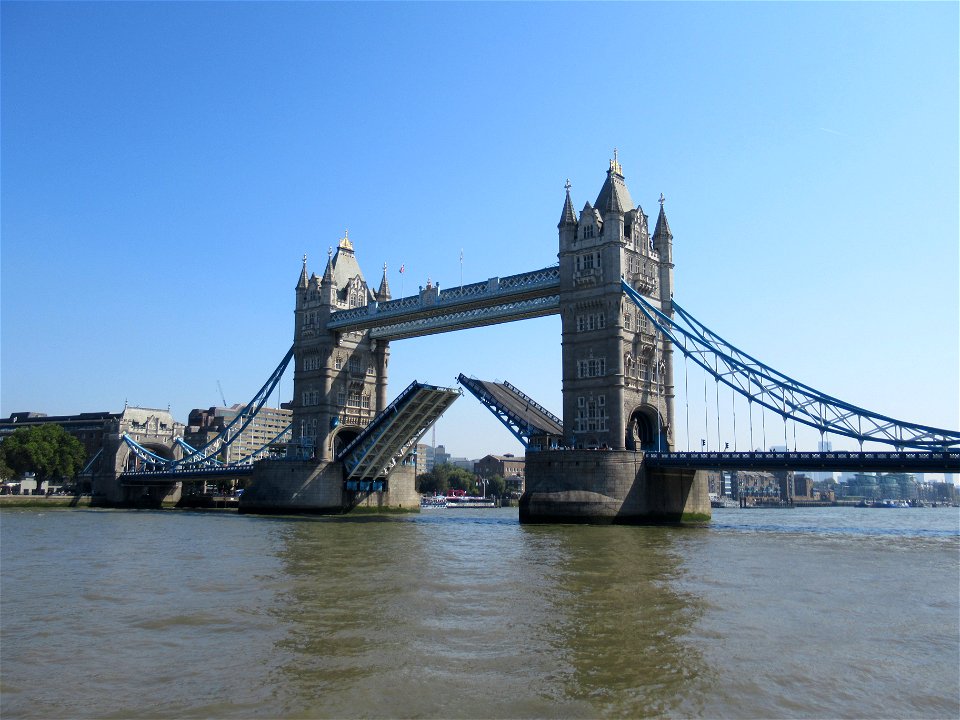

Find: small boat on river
[446,496,496,509]
[420,496,448,509]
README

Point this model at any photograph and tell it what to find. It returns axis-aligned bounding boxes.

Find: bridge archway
[332,427,361,458]
[122,442,176,472]
[626,406,665,452]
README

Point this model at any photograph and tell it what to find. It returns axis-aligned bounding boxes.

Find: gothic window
[348,391,362,408]
[639,358,649,382]
[577,357,605,378]
[349,356,362,373]
[575,395,608,432]
[335,355,343,370]
[337,390,346,406]
[624,312,632,331]
[361,394,371,409]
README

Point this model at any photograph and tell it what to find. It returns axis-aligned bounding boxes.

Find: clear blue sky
[2,2,957,469]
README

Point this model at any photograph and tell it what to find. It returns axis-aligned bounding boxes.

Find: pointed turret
[652,194,673,249]
[377,263,391,302]
[558,180,578,228]
[297,254,309,290]
[321,247,334,286]
[319,246,336,305]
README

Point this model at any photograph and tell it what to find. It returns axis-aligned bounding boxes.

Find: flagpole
[459,249,463,290]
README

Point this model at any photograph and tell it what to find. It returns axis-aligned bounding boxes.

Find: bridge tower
[557,154,675,451]
[291,233,390,461]
[522,156,706,523]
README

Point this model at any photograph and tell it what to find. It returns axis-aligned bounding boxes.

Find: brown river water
[1,506,957,719]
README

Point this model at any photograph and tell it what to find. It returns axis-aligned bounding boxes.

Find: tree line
[0,424,87,483]
[415,462,507,497]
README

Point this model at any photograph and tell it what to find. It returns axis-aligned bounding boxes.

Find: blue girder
[621,279,960,450]
[120,347,295,472]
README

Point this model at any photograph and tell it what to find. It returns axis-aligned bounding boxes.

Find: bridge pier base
[239,459,419,515]
[520,450,711,524]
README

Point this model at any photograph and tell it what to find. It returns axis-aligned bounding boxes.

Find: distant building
[1,410,118,462]
[184,404,292,463]
[794,474,814,499]
[475,454,525,480]
[414,443,433,476]
[731,470,780,500]
[434,444,451,466]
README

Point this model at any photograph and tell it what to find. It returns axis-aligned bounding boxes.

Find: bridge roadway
[644,450,960,473]
[119,465,254,485]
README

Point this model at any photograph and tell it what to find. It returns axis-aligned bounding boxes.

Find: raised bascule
[100,155,960,520]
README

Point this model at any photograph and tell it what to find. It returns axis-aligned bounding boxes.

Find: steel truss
[621,280,960,451]
[122,347,295,471]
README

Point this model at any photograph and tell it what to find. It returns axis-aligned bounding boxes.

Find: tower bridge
[89,155,959,519]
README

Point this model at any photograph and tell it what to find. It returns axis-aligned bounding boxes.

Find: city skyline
[2,3,957,472]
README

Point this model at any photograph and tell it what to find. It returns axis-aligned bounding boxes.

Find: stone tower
[291,233,390,461]
[557,154,675,451]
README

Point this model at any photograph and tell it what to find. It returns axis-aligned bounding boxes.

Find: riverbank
[0,495,92,509]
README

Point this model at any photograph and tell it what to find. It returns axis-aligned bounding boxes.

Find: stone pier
[239,459,419,515]
[520,450,711,524]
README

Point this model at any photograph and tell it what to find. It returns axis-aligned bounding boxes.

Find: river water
[1,505,957,719]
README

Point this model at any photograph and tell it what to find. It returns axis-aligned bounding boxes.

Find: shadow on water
[265,510,709,718]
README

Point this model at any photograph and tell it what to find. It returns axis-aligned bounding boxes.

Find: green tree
[0,424,87,484]
[485,474,507,498]
[0,451,13,481]
[416,469,449,496]
[416,463,480,495]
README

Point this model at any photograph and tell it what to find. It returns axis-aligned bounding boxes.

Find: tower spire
[558,179,578,228]
[321,246,334,285]
[653,194,673,244]
[297,253,309,290]
[377,262,391,301]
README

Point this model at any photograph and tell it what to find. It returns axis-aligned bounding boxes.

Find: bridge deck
[458,374,562,447]
[644,450,960,473]
[118,465,255,484]
[338,381,460,479]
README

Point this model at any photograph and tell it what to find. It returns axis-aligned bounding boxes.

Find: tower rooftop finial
[659,193,666,207]
[609,148,623,176]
